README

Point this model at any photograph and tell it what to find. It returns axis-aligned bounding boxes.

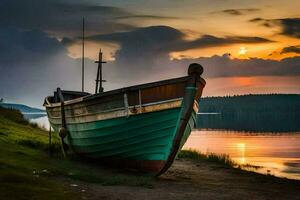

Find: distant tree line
[196,94,300,132]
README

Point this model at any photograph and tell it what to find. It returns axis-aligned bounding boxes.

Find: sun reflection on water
[236,143,246,164]
[184,130,300,180]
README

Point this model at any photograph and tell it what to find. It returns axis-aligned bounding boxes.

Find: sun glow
[67,41,120,61]
[239,47,247,55]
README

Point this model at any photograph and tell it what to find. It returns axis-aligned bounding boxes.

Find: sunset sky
[0,0,299,107]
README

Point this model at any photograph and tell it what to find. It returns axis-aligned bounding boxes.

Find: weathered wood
[45,75,205,108]
[44,63,205,175]
[57,88,68,158]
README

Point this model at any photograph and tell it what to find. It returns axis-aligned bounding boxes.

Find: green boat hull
[45,63,205,174]
[51,107,196,162]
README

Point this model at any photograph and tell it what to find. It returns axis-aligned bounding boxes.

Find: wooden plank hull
[50,106,196,173]
[45,64,205,175]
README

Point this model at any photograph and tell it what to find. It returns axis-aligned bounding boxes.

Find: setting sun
[239,47,247,55]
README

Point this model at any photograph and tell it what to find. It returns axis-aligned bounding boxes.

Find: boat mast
[95,49,106,93]
[81,17,85,92]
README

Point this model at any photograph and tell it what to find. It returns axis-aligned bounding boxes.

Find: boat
[44,20,205,175]
[44,62,205,175]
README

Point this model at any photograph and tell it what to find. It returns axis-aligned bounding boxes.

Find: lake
[29,116,50,130]
[30,116,300,180]
[184,130,300,180]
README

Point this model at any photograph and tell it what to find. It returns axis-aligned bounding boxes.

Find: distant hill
[197,94,300,132]
[0,103,45,113]
[199,94,300,113]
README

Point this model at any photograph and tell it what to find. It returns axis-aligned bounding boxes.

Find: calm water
[29,116,50,130]
[184,130,300,180]
[31,116,300,180]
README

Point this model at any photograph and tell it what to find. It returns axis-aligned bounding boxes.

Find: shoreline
[1,108,300,199]
[62,157,300,200]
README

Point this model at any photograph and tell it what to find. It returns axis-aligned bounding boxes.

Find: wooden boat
[44,63,205,175]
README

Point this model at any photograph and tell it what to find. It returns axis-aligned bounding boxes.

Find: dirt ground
[65,158,300,200]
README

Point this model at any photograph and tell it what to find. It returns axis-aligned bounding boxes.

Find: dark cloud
[0,27,66,63]
[0,27,97,106]
[85,26,274,59]
[280,45,300,54]
[87,26,183,60]
[279,18,300,38]
[214,8,260,15]
[175,54,300,78]
[113,15,180,20]
[0,0,136,36]
[67,25,273,81]
[249,17,300,38]
[249,18,264,22]
[0,0,180,37]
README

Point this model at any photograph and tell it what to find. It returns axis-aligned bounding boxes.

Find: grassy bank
[0,107,153,200]
[178,150,236,167]
[178,150,263,170]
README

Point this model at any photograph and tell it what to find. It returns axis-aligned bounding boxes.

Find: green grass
[0,107,154,200]
[0,106,28,125]
[178,150,237,167]
[178,150,266,171]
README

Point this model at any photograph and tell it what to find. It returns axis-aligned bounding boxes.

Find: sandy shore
[65,158,300,200]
